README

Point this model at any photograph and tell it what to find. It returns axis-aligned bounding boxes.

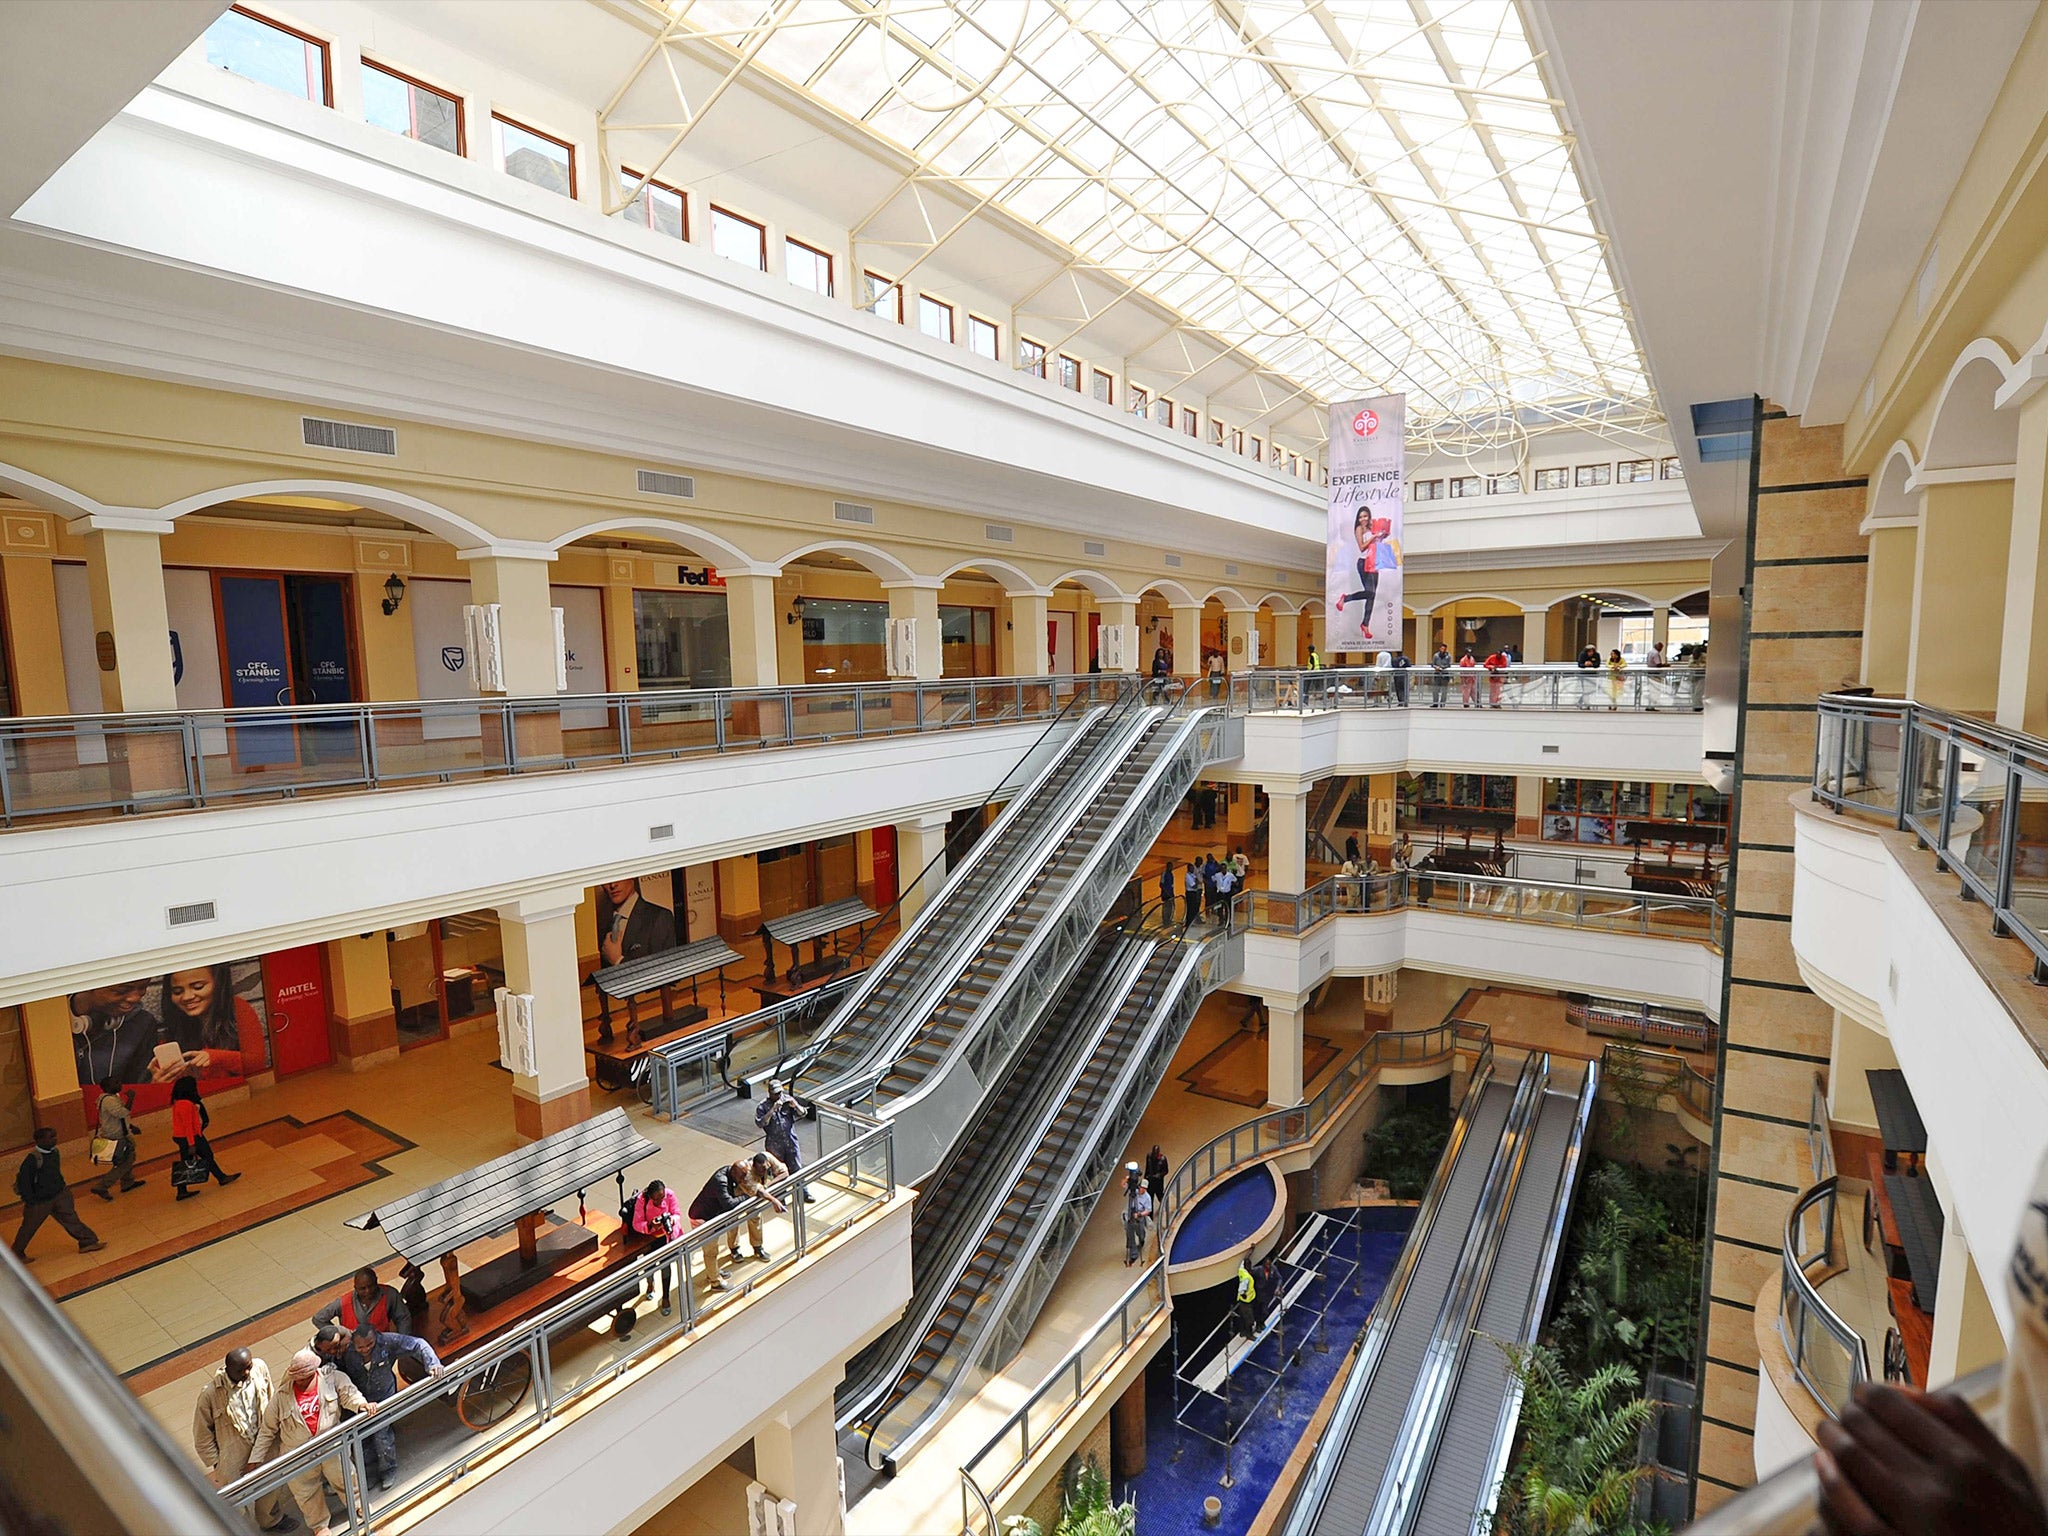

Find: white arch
[0,461,106,522]
[1203,584,1258,610]
[935,556,1047,594]
[550,516,774,574]
[1429,590,1548,612]
[1924,339,2020,472]
[1868,440,1920,526]
[155,480,499,552]
[1253,590,1306,614]
[1136,577,1200,607]
[1047,568,1139,602]
[1522,587,1662,612]
[775,538,920,584]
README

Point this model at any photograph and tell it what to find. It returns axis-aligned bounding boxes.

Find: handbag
[171,1154,210,1190]
[89,1137,117,1165]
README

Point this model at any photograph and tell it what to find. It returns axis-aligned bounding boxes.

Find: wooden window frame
[1058,354,1083,391]
[1020,337,1048,378]
[784,236,834,296]
[493,112,577,198]
[618,168,688,240]
[862,271,904,323]
[710,204,768,272]
[968,314,1001,360]
[919,294,957,343]
[1092,369,1115,405]
[1618,457,1655,483]
[361,56,463,154]
[220,5,334,106]
[1182,407,1199,438]
[1574,462,1613,488]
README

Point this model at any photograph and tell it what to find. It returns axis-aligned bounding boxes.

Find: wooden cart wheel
[455,1353,532,1431]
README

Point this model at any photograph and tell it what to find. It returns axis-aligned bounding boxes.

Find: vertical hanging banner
[1325,394,1406,653]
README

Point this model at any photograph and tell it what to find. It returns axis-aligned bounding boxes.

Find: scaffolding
[1170,1207,1366,1487]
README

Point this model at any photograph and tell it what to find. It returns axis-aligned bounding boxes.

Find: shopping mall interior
[2,3,2046,1534]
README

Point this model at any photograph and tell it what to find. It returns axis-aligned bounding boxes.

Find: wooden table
[588,1009,732,1092]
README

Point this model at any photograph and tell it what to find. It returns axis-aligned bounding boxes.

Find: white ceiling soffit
[0,0,226,219]
[604,0,1662,460]
[1524,0,2032,535]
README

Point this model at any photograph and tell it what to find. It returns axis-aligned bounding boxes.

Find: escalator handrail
[1467,1059,1602,1532]
[1275,1053,1503,1536]
[862,932,1211,1470]
[1367,1053,1551,1536]
[867,700,1221,1116]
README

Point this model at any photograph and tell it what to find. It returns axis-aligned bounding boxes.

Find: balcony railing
[1812,691,2048,980]
[221,1105,895,1535]
[1230,869,1725,950]
[1226,662,1705,715]
[1156,1019,1494,1246]
[958,1258,1169,1536]
[1777,1072,1868,1421]
[0,673,1131,827]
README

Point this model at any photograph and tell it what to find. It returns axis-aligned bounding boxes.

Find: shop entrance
[756,836,858,922]
[388,913,506,1051]
[214,572,360,768]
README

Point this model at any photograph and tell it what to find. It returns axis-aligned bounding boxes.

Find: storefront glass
[939,605,995,678]
[1541,777,1729,845]
[801,598,888,682]
[635,589,732,690]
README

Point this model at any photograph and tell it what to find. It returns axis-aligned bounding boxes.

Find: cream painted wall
[1906,478,2013,713]
[1861,525,1916,692]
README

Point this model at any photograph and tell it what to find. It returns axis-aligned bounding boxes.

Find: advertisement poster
[218,574,297,765]
[409,579,608,738]
[70,960,272,1116]
[1324,394,1406,652]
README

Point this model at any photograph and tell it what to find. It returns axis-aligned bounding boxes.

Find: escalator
[1280,1051,1598,1536]
[840,928,1222,1472]
[786,697,1153,1096]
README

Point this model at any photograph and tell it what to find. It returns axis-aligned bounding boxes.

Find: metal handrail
[1229,869,1725,950]
[1156,1018,1494,1248]
[1229,662,1706,715]
[0,671,1128,827]
[1599,1042,1715,1125]
[221,1105,895,1533]
[1778,1175,1870,1420]
[1810,690,2048,979]
[957,1258,1169,1535]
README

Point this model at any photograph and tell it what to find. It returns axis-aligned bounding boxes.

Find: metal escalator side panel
[1279,1063,1510,1536]
[1365,1054,1551,1536]
[875,707,1226,1178]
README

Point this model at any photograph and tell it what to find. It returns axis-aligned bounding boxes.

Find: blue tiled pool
[1168,1165,1280,1266]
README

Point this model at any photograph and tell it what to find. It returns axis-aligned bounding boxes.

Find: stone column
[882,578,943,681]
[497,889,592,1141]
[1409,611,1430,661]
[1265,785,1308,893]
[1099,599,1139,673]
[894,811,951,924]
[1520,608,1549,664]
[1997,388,2048,731]
[602,556,639,691]
[1170,604,1204,679]
[1906,478,2013,715]
[752,1383,845,1536]
[1272,610,1299,669]
[350,536,418,702]
[1266,995,1304,1107]
[465,549,563,763]
[325,934,397,1072]
[1226,780,1255,856]
[1310,607,1327,660]
[1007,590,1051,676]
[79,517,176,712]
[725,571,781,688]
[1652,604,1671,649]
[0,532,69,715]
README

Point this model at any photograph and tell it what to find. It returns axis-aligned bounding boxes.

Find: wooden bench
[589,1010,734,1094]
[589,936,742,1043]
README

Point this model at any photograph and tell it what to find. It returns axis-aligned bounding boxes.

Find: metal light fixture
[381,573,407,615]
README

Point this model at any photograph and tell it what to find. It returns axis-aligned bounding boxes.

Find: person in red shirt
[1483,648,1510,708]
[169,1076,239,1201]
[313,1266,411,1337]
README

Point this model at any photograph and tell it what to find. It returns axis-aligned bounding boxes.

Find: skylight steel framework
[598,0,1662,457]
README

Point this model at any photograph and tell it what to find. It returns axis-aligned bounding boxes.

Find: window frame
[1660,456,1685,480]
[1533,467,1569,491]
[784,236,834,297]
[709,204,768,272]
[1413,479,1444,502]
[919,294,957,344]
[1449,475,1481,498]
[967,314,1001,360]
[1092,369,1115,405]
[1183,407,1199,438]
[1019,336,1048,379]
[492,112,577,199]
[1128,385,1150,417]
[862,271,904,323]
[1618,458,1655,483]
[209,5,334,105]
[1057,353,1083,391]
[1249,435,1264,460]
[616,168,689,240]
[1574,462,1613,488]
[1487,472,1522,495]
[361,56,462,154]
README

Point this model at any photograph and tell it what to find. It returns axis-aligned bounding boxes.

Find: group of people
[1123,1147,1168,1265]
[1169,852,1247,928]
[193,1267,443,1533]
[12,1075,239,1263]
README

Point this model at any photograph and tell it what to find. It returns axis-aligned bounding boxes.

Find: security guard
[1234,1257,1257,1339]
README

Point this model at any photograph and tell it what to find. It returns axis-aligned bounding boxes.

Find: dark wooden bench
[589,936,742,1043]
[759,897,877,985]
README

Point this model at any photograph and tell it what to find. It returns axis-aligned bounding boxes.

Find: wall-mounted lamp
[381,574,407,615]
[786,597,807,626]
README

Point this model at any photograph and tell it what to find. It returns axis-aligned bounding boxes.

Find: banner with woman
[70,961,271,1116]
[1325,394,1406,652]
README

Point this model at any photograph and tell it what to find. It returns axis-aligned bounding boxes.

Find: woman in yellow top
[1606,648,1626,710]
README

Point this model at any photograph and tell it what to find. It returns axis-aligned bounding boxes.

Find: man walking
[12,1127,105,1260]
[194,1349,293,1530]
[90,1079,146,1202]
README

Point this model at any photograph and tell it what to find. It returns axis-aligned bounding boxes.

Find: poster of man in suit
[595,877,680,967]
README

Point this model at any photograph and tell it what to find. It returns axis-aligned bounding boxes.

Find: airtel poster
[1325,394,1406,652]
[70,960,272,1117]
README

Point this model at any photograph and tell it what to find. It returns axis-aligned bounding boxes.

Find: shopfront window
[939,605,995,678]
[1397,773,1515,824]
[800,598,888,683]
[634,589,731,691]
[1541,777,1728,845]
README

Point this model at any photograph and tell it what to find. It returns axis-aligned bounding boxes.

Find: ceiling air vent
[302,416,396,456]
[649,824,675,842]
[637,470,695,500]
[1083,540,1107,558]
[834,501,875,525]
[168,900,217,928]
[984,524,1014,543]
[1224,563,1240,577]
[1541,744,1560,754]
[1163,553,1183,568]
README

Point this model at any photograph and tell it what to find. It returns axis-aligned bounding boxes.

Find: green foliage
[1493,1343,1668,1536]
[1046,1456,1133,1536]
[1361,1099,1453,1200]
[1548,1158,1704,1380]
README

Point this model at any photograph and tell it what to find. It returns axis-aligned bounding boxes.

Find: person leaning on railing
[1811,1147,2048,1535]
